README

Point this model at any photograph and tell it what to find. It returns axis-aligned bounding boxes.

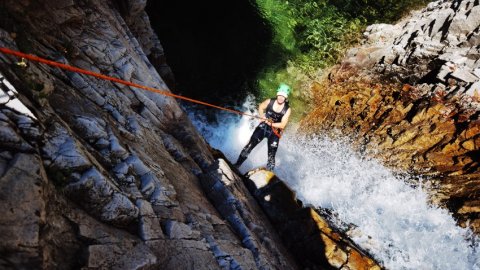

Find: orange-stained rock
[300,75,480,234]
[245,169,384,270]
[346,250,381,270]
[300,0,480,233]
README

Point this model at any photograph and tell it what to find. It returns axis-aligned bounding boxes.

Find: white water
[187,97,479,270]
[0,72,36,118]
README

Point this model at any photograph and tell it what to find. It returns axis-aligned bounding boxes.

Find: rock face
[245,169,382,270]
[301,0,480,233]
[0,1,299,269]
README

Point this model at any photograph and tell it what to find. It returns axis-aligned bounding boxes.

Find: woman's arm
[258,99,270,120]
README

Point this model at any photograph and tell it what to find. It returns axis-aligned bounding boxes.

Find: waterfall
[187,97,479,270]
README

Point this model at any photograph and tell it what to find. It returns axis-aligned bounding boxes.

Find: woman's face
[276,95,286,104]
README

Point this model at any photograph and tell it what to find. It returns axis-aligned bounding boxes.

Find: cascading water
[187,97,479,270]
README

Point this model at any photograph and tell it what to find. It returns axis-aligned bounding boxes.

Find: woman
[234,83,292,171]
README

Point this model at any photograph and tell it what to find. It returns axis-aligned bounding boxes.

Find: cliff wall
[0,1,298,268]
[301,0,480,233]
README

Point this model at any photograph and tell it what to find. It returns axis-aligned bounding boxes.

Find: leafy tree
[253,0,428,117]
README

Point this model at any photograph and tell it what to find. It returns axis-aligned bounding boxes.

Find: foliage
[293,1,362,64]
[328,0,430,24]
[253,0,428,118]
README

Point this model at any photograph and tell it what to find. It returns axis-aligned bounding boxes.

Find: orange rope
[0,47,283,137]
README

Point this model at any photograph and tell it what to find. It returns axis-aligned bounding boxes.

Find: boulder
[245,169,382,270]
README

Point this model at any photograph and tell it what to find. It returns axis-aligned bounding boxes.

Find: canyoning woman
[235,83,292,171]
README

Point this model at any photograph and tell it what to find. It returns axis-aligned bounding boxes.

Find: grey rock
[0,0,299,269]
[0,111,36,152]
[437,62,456,82]
[449,5,480,38]
[95,138,110,149]
[0,121,22,144]
[42,124,91,170]
[201,159,297,269]
[151,239,220,270]
[165,220,196,239]
[0,153,45,267]
[73,116,108,143]
[68,73,107,106]
[109,133,129,160]
[207,237,257,270]
[125,154,151,175]
[87,243,157,270]
[113,161,130,175]
[136,199,164,241]
[429,9,454,37]
[466,81,480,97]
[66,168,139,225]
[101,192,139,223]
[0,152,9,176]
[474,68,480,78]
[450,69,479,83]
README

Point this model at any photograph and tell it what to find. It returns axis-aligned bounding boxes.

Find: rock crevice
[0,1,297,268]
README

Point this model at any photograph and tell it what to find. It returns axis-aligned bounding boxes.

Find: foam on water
[187,97,479,270]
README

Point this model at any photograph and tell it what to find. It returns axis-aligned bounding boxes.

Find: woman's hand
[261,118,273,126]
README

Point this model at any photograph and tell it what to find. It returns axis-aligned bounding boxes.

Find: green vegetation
[254,0,429,119]
[328,0,430,24]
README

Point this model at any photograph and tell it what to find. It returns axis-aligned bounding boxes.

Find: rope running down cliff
[0,47,283,137]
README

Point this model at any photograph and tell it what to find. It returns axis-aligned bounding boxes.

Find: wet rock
[245,169,382,270]
[206,237,257,270]
[87,243,156,269]
[200,159,299,269]
[149,239,219,270]
[66,168,139,226]
[136,199,164,241]
[42,124,91,171]
[73,116,108,143]
[164,220,199,240]
[69,209,158,270]
[0,153,45,268]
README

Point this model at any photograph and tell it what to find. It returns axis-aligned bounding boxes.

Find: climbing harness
[0,47,282,126]
[262,119,283,138]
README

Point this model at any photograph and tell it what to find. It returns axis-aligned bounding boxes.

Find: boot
[266,163,274,171]
[234,152,248,168]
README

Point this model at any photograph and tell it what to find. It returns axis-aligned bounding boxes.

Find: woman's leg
[266,133,280,171]
[235,124,266,167]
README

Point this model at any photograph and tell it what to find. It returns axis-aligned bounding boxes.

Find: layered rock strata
[0,1,298,268]
[301,0,479,233]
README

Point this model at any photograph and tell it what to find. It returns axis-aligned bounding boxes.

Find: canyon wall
[0,1,298,268]
[301,0,480,233]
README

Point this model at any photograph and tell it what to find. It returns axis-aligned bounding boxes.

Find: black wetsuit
[235,98,289,170]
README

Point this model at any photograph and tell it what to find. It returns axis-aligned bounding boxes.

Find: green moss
[254,0,428,121]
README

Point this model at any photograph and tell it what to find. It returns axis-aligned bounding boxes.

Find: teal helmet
[276,83,291,98]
